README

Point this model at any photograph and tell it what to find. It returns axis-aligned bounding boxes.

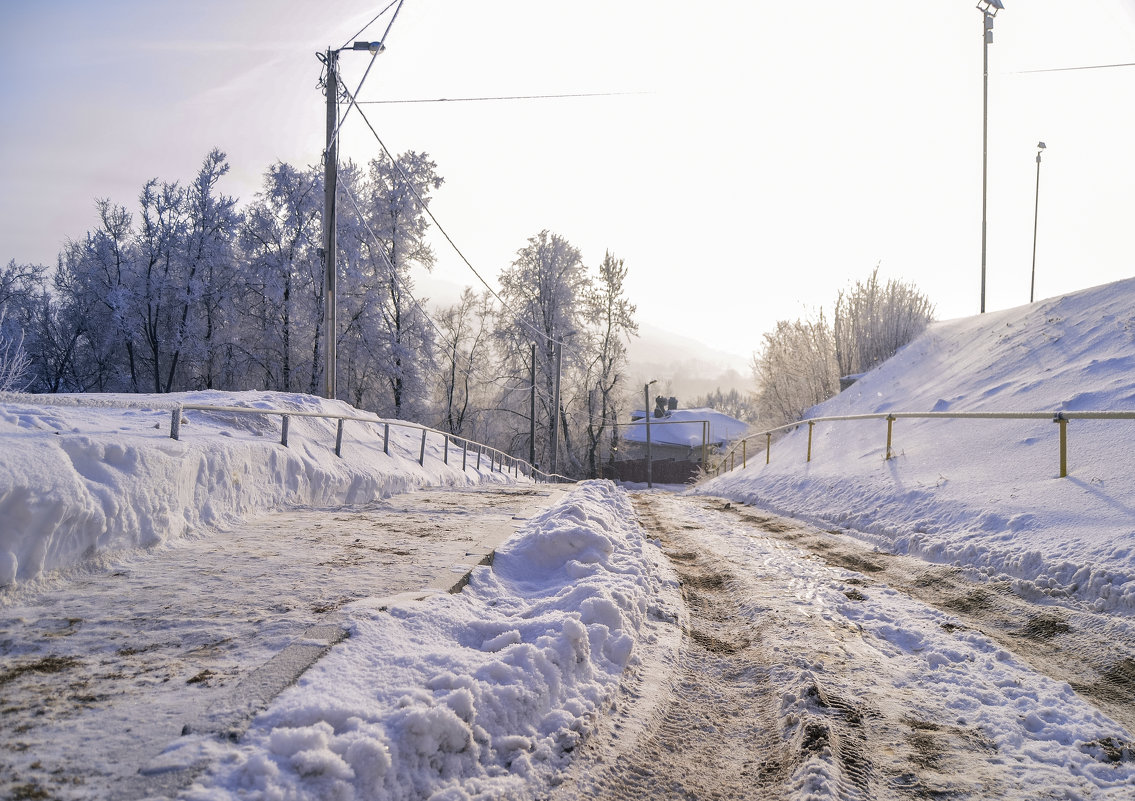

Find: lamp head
[352,41,387,54]
[977,0,1005,16]
[1037,141,1046,150]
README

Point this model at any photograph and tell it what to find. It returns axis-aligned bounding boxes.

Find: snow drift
[699,277,1135,612]
[0,390,514,586]
[178,481,680,800]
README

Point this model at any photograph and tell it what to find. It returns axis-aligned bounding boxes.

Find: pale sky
[2,0,1134,363]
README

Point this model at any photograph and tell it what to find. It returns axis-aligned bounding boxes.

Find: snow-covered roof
[623,407,749,447]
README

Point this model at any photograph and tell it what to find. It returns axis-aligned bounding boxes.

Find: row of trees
[0,149,640,477]
[751,268,935,427]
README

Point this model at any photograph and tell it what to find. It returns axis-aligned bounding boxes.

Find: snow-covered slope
[699,277,1135,612]
[0,391,516,586]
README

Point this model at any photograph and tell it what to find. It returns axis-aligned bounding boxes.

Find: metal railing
[0,393,574,484]
[708,409,1135,480]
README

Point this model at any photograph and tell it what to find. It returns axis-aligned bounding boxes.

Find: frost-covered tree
[496,230,590,471]
[752,311,839,427]
[433,287,495,436]
[834,266,935,377]
[238,162,323,393]
[175,149,240,390]
[133,177,188,392]
[583,251,637,478]
[55,200,139,391]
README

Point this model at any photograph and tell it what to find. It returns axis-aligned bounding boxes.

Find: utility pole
[644,382,654,489]
[322,47,339,399]
[549,343,562,476]
[529,343,536,468]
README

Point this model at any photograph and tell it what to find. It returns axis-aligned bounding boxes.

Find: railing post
[383,423,389,455]
[730,451,734,471]
[766,432,771,464]
[334,419,344,457]
[462,441,467,471]
[419,429,427,465]
[170,407,182,440]
[885,415,895,460]
[281,415,290,448]
[743,439,747,469]
[807,421,815,462]
[477,447,482,470]
[443,435,449,465]
[1055,413,1068,477]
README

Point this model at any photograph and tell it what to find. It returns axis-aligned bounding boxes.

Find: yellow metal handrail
[708,409,1135,480]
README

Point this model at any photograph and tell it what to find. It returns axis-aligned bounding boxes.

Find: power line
[354,90,649,105]
[337,79,577,352]
[338,0,402,51]
[1013,61,1135,74]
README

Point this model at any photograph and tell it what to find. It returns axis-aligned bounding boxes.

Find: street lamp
[978,0,1005,314]
[1030,141,1046,303]
[321,41,387,400]
[644,380,657,489]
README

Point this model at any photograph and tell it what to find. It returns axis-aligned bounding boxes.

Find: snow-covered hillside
[700,277,1135,612]
[0,391,516,586]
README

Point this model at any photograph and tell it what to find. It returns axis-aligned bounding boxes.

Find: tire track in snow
[556,493,1135,800]
[709,498,1135,736]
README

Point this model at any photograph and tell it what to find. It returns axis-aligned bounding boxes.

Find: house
[619,404,750,463]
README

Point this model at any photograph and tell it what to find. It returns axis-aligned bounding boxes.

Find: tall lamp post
[978,0,1005,314]
[321,41,386,400]
[1030,141,1046,303]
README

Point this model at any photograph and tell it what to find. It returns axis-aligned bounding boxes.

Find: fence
[709,409,1135,480]
[0,393,574,484]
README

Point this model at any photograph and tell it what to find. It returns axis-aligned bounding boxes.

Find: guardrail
[709,409,1135,480]
[0,393,574,484]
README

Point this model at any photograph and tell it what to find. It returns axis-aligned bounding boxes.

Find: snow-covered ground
[3,279,1135,799]
[700,278,1135,614]
[0,390,516,587]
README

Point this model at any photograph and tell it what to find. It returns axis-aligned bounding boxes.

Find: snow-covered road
[3,484,1134,800]
[558,492,1135,800]
[0,485,564,800]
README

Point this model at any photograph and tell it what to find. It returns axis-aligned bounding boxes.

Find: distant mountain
[420,272,755,405]
[626,322,752,406]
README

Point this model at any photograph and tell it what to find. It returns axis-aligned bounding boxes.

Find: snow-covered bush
[833,266,934,377]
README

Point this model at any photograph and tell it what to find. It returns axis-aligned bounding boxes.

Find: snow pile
[180,481,680,800]
[700,278,1135,611]
[0,390,514,586]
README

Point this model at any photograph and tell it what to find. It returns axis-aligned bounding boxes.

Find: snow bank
[0,390,515,587]
[699,278,1135,612]
[179,481,680,800]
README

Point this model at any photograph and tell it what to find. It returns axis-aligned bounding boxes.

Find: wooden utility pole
[529,343,536,468]
[322,48,339,399]
[550,342,562,476]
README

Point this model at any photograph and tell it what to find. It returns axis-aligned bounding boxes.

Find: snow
[176,481,679,800]
[622,406,749,447]
[698,277,1135,613]
[0,390,514,587]
[3,279,1135,798]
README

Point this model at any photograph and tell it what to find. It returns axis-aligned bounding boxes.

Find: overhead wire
[338,0,403,51]
[337,78,577,352]
[327,0,406,154]
[1012,61,1135,74]
[354,90,648,104]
